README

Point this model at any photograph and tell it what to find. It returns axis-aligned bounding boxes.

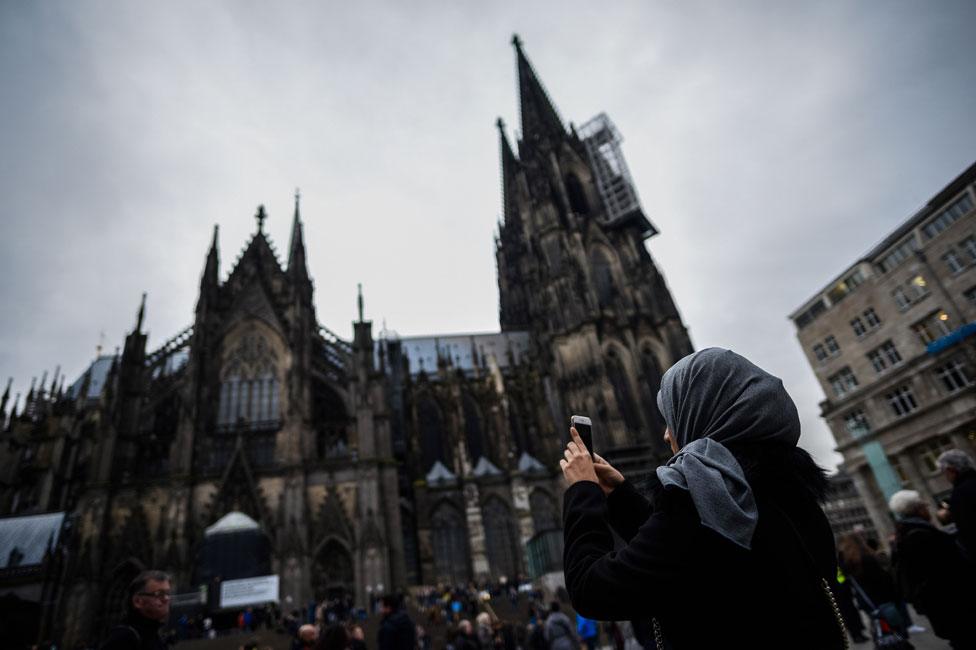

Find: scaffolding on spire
[578,113,655,236]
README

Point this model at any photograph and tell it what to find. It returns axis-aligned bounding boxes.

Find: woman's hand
[592,453,625,495]
[560,427,599,487]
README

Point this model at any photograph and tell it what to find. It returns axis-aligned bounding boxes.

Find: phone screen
[571,415,593,457]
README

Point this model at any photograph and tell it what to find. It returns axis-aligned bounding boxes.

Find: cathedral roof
[66,355,116,401]
[0,511,64,568]
[391,331,530,376]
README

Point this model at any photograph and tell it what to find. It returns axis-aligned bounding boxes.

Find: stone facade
[0,38,692,647]
[790,161,976,541]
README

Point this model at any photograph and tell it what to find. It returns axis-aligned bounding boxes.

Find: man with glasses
[99,570,171,649]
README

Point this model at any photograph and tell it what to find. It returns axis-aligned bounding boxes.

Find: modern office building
[791,161,976,540]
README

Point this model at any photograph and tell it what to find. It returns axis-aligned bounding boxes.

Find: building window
[885,385,919,418]
[921,193,974,239]
[877,236,919,273]
[892,286,912,311]
[813,344,828,362]
[828,367,858,398]
[961,236,976,262]
[889,456,913,488]
[843,409,870,436]
[866,340,903,374]
[965,286,976,307]
[943,250,966,274]
[851,317,866,338]
[917,436,954,473]
[880,340,902,365]
[827,268,867,303]
[867,350,886,373]
[909,275,929,299]
[825,335,840,355]
[913,310,953,345]
[935,358,971,393]
[863,307,882,329]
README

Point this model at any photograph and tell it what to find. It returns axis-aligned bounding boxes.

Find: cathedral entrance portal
[312,540,354,601]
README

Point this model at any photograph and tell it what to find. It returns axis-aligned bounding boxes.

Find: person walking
[456,620,480,650]
[542,603,577,650]
[560,348,845,649]
[98,570,172,650]
[377,594,416,650]
[937,449,976,559]
[315,624,350,650]
[889,489,976,648]
[837,532,908,636]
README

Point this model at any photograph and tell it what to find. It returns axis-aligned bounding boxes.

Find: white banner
[219,575,279,609]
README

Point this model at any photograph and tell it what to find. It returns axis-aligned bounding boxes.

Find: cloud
[2,1,975,470]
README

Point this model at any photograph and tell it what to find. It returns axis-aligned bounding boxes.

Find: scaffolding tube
[578,112,643,224]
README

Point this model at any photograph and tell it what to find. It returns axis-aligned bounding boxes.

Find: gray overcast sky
[2,1,975,469]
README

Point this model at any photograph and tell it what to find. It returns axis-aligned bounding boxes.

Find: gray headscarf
[655,347,800,549]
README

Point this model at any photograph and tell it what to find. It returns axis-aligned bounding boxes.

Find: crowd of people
[835,449,976,648]
[54,347,976,650]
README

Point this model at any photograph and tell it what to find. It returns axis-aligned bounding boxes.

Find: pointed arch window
[606,347,642,436]
[430,502,469,584]
[418,396,450,471]
[482,497,521,580]
[640,346,667,441]
[217,334,281,431]
[565,173,590,215]
[462,393,486,465]
[529,490,559,534]
[591,248,618,308]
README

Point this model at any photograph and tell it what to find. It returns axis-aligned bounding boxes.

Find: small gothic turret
[135,292,147,334]
[497,117,521,229]
[288,189,311,287]
[0,377,11,420]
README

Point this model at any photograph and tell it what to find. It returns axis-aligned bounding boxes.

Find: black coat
[378,609,416,650]
[98,611,166,650]
[950,469,976,559]
[563,448,843,649]
[893,517,976,643]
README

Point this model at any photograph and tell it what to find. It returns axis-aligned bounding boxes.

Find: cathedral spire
[287,188,309,279]
[135,292,147,333]
[512,34,565,144]
[497,117,520,225]
[0,377,11,419]
[201,225,220,289]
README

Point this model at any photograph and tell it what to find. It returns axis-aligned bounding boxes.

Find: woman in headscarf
[560,348,845,649]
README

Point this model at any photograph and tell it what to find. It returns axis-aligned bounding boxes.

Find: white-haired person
[936,449,976,559]
[889,489,975,648]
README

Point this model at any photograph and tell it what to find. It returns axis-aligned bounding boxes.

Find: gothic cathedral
[0,38,692,647]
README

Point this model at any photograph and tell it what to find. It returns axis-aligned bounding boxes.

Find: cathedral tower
[495,36,693,474]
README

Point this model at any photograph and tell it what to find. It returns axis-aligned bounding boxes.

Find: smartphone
[570,415,593,457]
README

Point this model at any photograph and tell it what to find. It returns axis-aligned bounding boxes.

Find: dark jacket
[98,611,166,650]
[950,469,976,559]
[893,517,976,642]
[563,447,843,649]
[378,609,416,650]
